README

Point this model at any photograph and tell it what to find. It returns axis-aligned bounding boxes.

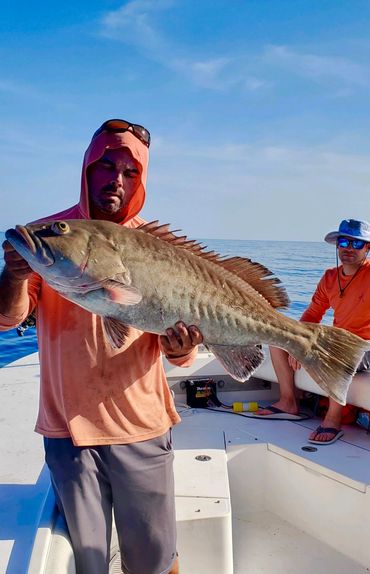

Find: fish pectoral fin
[206,344,264,382]
[102,317,130,349]
[102,281,142,305]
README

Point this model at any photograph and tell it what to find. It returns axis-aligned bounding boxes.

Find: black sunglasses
[92,119,151,147]
[337,236,367,250]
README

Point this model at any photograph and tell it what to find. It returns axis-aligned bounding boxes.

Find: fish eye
[52,221,70,235]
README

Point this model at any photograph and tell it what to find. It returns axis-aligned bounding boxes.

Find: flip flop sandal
[308,425,344,445]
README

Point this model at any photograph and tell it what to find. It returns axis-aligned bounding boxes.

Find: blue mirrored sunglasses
[337,236,367,250]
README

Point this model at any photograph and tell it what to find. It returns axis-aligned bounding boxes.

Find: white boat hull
[2,350,370,573]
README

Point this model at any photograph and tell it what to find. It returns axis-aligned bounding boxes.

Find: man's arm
[0,241,34,325]
[289,274,330,370]
[300,274,330,323]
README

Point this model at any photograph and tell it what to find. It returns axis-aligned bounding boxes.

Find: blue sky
[1,0,370,240]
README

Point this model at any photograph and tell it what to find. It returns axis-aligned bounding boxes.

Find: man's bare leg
[309,399,343,442]
[256,347,299,415]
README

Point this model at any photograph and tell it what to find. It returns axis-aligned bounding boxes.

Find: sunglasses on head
[92,119,151,147]
[337,236,367,250]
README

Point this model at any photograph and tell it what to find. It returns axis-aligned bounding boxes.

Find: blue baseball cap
[325,219,370,244]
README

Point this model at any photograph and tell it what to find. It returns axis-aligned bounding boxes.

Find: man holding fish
[2,121,370,573]
[0,119,203,574]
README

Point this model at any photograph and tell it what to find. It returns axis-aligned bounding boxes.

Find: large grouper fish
[6,219,370,405]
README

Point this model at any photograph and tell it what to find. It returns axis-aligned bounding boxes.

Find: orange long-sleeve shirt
[300,259,370,339]
[0,129,197,446]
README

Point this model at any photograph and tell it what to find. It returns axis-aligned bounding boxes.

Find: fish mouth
[5,225,55,266]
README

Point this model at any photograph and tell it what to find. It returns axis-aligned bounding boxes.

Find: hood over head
[79,124,149,223]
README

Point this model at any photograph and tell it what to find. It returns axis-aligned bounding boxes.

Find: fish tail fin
[295,323,370,405]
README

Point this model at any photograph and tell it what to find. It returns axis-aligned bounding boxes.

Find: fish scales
[122,232,235,335]
[123,233,273,343]
[5,218,370,404]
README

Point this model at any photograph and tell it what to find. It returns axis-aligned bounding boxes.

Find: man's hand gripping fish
[6,219,370,405]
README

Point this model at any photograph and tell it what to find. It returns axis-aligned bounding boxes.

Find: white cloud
[243,76,269,92]
[263,45,370,87]
[0,79,46,99]
[172,57,231,89]
[143,139,370,240]
[99,5,370,94]
[2,130,370,241]
[152,138,370,179]
[99,2,267,91]
[101,0,173,58]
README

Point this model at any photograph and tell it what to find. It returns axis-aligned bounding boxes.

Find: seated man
[257,218,370,445]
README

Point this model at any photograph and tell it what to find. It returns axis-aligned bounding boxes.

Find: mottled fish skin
[6,219,370,405]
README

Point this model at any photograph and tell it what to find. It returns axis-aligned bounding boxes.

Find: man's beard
[99,200,122,214]
[98,188,125,215]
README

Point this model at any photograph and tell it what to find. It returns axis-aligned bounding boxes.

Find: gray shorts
[44,431,176,574]
[357,351,370,372]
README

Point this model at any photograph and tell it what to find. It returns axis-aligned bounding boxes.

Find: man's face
[88,147,141,222]
[337,236,369,265]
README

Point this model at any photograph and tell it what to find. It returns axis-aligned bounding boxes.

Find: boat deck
[232,510,367,574]
[2,353,370,573]
[173,407,370,573]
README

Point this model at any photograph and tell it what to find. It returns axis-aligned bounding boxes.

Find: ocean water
[0,232,335,367]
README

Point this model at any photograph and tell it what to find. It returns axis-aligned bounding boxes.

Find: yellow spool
[232,401,259,412]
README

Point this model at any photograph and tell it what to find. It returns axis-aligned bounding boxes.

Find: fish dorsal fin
[137,221,289,309]
[215,256,289,309]
[138,221,207,254]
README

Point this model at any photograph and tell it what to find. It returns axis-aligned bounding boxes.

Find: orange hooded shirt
[300,259,370,339]
[0,129,196,445]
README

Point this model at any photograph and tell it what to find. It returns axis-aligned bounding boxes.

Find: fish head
[5,220,130,294]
